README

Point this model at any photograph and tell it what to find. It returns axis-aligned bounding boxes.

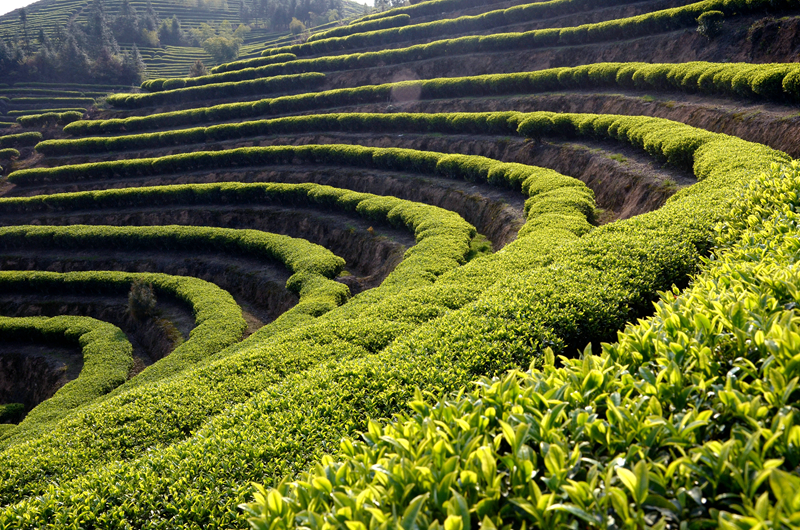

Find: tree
[203,35,240,63]
[289,16,305,34]
[143,0,160,31]
[84,0,119,57]
[697,10,724,39]
[239,1,253,24]
[19,8,29,53]
[112,0,140,43]
[189,59,207,76]
[158,15,184,46]
[128,281,157,321]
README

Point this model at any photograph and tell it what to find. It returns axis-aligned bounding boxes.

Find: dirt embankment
[0,343,81,415]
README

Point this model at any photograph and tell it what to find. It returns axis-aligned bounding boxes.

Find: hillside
[0,0,800,527]
[0,0,367,83]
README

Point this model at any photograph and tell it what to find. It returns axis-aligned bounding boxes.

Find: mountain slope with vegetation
[0,0,367,84]
[0,0,799,527]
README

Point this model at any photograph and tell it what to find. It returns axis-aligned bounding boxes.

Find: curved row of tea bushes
[0,149,18,159]
[15,111,83,128]
[0,178,480,344]
[205,53,297,76]
[0,132,42,148]
[0,316,133,446]
[357,0,528,22]
[242,160,800,530]
[0,174,490,506]
[264,0,656,58]
[9,97,94,106]
[108,73,326,109]
[62,61,800,138]
[7,108,87,116]
[307,14,411,42]
[0,271,245,392]
[15,137,551,189]
[174,0,715,93]
[0,223,350,359]
[0,224,345,281]
[0,114,776,528]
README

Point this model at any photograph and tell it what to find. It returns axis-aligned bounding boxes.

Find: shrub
[128,280,158,321]
[697,10,724,38]
[0,404,24,424]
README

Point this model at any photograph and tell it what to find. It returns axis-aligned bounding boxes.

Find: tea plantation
[0,0,799,527]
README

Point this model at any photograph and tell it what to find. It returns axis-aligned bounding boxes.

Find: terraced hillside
[0,0,367,82]
[1,0,800,527]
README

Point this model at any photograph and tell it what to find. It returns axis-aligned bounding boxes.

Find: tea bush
[0,132,42,148]
[0,114,785,528]
[0,316,133,446]
[242,160,800,530]
[60,61,800,138]
[15,111,83,128]
[307,14,411,42]
[108,73,326,109]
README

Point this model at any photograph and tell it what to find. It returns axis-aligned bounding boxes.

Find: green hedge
[0,148,18,159]
[205,53,297,75]
[0,270,245,415]
[242,158,800,530]
[265,0,647,58]
[307,14,411,42]
[146,54,298,90]
[0,316,133,446]
[0,223,349,367]
[0,132,42,148]
[20,134,589,203]
[62,61,800,138]
[108,73,326,109]
[9,97,95,105]
[15,111,83,128]
[357,0,510,22]
[0,113,779,528]
[7,108,88,116]
[0,169,493,509]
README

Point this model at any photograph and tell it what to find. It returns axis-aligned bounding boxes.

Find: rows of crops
[0,0,799,526]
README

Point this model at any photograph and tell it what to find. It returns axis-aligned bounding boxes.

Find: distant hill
[0,0,368,81]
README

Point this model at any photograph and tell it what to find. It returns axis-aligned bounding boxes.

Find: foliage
[697,10,724,38]
[85,61,800,135]
[0,405,24,424]
[0,113,785,527]
[189,59,208,77]
[0,315,133,445]
[128,280,158,321]
[16,111,83,128]
[306,14,410,41]
[105,72,325,108]
[242,160,800,530]
[0,132,42,148]
[261,0,771,59]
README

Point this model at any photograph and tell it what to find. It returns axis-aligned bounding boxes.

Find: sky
[0,0,37,17]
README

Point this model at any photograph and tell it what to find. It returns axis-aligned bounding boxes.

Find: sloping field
[1,0,800,527]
